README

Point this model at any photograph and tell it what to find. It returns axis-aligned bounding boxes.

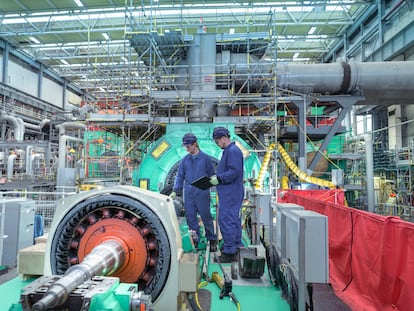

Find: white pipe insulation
[7,154,17,180]
[58,135,83,170]
[1,115,24,141]
[56,122,85,170]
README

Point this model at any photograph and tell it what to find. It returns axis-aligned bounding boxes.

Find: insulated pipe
[56,122,85,170]
[29,154,41,175]
[32,240,125,311]
[56,122,85,136]
[1,115,23,141]
[16,117,25,140]
[24,119,50,131]
[216,56,414,104]
[276,61,414,105]
[25,146,33,174]
[364,134,375,212]
[58,135,83,170]
[7,154,17,180]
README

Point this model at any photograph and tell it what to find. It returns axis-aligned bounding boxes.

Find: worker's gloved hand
[169,191,177,199]
[210,175,219,186]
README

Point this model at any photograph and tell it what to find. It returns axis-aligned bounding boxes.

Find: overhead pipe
[0,114,24,141]
[56,122,85,136]
[216,56,414,106]
[276,61,414,105]
[25,145,34,175]
[24,119,50,131]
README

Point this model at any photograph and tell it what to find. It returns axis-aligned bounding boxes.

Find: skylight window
[29,37,40,44]
[74,0,84,7]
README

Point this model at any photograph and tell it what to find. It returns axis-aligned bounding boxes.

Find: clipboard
[191,175,213,190]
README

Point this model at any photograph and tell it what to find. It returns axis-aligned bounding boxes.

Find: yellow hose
[281,175,290,190]
[277,143,336,189]
[255,143,276,190]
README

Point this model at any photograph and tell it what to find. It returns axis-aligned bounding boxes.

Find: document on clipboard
[191,176,213,190]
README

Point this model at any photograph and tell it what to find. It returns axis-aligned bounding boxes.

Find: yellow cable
[195,281,209,311]
[255,143,276,190]
[278,143,336,189]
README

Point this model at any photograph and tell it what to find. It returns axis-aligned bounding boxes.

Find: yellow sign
[151,140,170,159]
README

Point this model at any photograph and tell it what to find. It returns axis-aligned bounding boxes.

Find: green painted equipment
[133,123,261,192]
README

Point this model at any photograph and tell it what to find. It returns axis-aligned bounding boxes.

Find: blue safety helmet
[182,133,197,145]
[212,127,230,139]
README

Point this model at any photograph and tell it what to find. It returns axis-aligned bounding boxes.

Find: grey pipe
[25,145,33,174]
[364,134,375,212]
[1,115,23,141]
[24,119,50,131]
[58,135,83,170]
[56,122,85,136]
[7,154,17,180]
[16,117,25,140]
[216,55,414,105]
[276,61,414,105]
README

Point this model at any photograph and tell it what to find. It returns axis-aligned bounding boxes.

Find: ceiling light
[60,59,69,65]
[308,27,316,35]
[29,36,40,44]
[102,33,110,40]
[74,0,83,7]
[293,53,299,59]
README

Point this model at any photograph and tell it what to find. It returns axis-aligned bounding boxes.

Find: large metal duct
[276,61,414,105]
[216,57,414,105]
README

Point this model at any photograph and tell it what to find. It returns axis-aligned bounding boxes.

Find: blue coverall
[173,150,216,242]
[216,142,244,255]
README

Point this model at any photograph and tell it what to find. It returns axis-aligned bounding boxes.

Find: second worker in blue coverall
[171,133,218,252]
[210,127,244,263]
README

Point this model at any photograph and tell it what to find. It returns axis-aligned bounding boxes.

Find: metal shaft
[32,240,125,311]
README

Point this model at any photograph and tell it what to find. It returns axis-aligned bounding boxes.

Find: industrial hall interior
[1,0,414,310]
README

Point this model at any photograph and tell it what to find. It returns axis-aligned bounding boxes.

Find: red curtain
[279,190,414,311]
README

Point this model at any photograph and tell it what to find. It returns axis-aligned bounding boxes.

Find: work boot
[214,252,237,263]
[209,240,218,252]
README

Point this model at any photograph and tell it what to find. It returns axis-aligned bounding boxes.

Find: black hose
[186,292,202,311]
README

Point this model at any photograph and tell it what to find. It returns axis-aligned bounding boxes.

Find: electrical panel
[285,209,329,283]
[0,199,36,267]
[272,203,304,258]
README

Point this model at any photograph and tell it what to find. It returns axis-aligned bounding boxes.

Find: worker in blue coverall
[170,133,218,252]
[210,127,244,263]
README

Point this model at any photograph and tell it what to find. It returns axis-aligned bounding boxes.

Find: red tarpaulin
[278,189,414,311]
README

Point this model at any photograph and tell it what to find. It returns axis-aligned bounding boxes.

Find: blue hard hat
[212,127,230,139]
[182,133,197,145]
